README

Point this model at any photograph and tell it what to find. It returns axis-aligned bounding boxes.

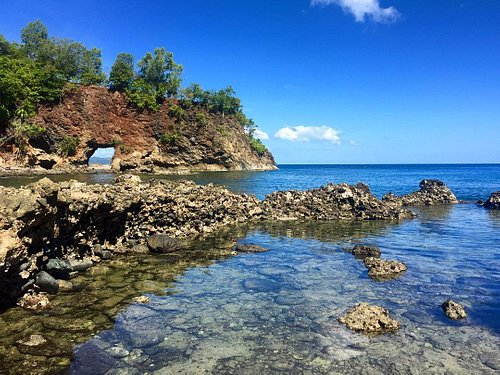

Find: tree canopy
[0,20,268,155]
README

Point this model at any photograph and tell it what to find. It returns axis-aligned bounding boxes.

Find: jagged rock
[132,296,150,304]
[382,179,458,206]
[263,182,413,221]
[147,234,181,254]
[114,174,142,185]
[17,292,50,310]
[484,192,500,209]
[232,243,269,253]
[348,244,381,258]
[442,299,467,320]
[34,271,59,294]
[338,302,399,334]
[363,257,407,281]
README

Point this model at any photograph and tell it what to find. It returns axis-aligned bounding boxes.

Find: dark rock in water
[363,257,407,281]
[382,179,458,206]
[476,200,484,206]
[45,258,73,279]
[72,343,116,374]
[442,299,467,320]
[338,302,399,334]
[232,243,269,253]
[34,271,59,294]
[243,278,279,293]
[349,244,381,258]
[484,192,500,209]
[147,234,181,253]
[68,258,93,272]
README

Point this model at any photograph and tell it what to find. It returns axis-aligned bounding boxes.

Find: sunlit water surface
[0,164,499,374]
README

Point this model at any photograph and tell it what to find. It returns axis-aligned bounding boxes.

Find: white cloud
[349,140,360,146]
[254,129,269,140]
[275,126,341,144]
[311,0,400,23]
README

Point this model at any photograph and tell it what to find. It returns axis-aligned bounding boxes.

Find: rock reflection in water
[71,206,498,374]
[0,241,235,375]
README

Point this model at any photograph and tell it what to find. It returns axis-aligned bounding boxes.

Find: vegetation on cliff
[0,20,268,159]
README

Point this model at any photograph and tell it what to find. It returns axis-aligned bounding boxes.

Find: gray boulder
[34,271,59,294]
[147,234,181,254]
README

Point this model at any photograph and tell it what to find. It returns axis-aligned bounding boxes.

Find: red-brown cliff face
[1,86,277,172]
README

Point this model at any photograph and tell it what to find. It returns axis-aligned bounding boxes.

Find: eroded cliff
[0,86,277,173]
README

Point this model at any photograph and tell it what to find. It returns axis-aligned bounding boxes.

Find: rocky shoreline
[0,177,458,309]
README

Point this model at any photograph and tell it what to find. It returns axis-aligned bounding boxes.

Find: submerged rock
[68,258,94,272]
[147,234,181,254]
[348,244,381,258]
[338,302,399,334]
[442,299,467,320]
[382,179,458,206]
[484,192,500,209]
[34,271,59,294]
[232,243,269,253]
[363,257,407,281]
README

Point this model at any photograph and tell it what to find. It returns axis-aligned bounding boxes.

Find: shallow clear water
[65,205,500,374]
[1,164,499,374]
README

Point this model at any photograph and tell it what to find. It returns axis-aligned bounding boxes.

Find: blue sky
[1,0,499,163]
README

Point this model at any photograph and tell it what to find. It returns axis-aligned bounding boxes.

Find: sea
[0,164,499,374]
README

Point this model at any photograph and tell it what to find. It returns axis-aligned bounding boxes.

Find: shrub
[168,104,185,122]
[249,136,267,156]
[161,129,180,145]
[195,112,208,126]
[58,135,79,156]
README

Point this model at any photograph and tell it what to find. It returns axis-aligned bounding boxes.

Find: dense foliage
[0,20,269,156]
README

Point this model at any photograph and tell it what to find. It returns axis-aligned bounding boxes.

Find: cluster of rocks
[0,176,460,308]
[0,175,264,306]
[339,243,465,334]
[382,179,458,206]
[263,182,414,221]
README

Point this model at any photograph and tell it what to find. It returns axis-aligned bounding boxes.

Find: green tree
[21,20,48,59]
[207,86,241,116]
[109,53,134,91]
[138,47,183,99]
[0,35,11,56]
[79,47,106,85]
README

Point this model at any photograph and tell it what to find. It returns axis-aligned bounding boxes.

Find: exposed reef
[483,192,500,209]
[0,178,457,308]
[382,179,458,206]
